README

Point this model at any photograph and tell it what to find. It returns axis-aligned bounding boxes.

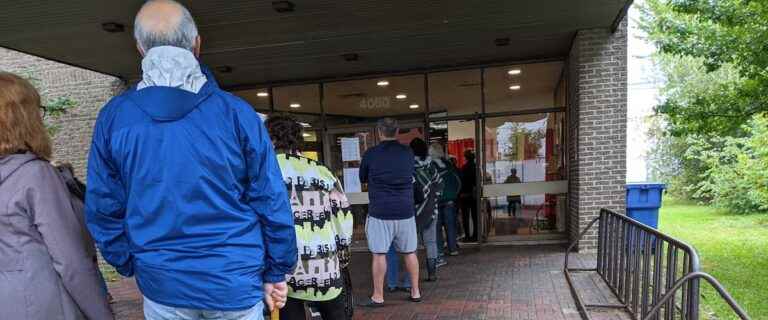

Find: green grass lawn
[659,198,768,319]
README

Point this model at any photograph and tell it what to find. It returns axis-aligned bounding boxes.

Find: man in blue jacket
[85,1,297,319]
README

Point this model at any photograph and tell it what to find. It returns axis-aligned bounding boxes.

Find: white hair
[429,142,445,158]
[134,0,198,52]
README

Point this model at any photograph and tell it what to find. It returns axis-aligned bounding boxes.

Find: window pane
[324,74,425,119]
[428,69,481,117]
[232,88,271,111]
[274,84,321,114]
[483,112,566,185]
[483,62,565,113]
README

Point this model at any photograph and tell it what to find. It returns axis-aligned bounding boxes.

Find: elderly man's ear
[137,43,146,57]
[193,36,201,57]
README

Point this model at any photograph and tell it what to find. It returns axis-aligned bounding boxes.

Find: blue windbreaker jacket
[85,68,297,310]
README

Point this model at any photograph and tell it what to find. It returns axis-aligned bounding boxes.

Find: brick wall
[567,18,628,251]
[0,48,125,179]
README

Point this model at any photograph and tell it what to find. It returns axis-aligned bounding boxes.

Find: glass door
[480,112,568,242]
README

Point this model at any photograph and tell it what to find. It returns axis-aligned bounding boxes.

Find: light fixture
[507,69,522,75]
[341,53,359,61]
[302,133,312,138]
[272,1,295,13]
[495,37,510,46]
[509,85,521,90]
[101,22,125,33]
[289,103,301,108]
[409,104,420,109]
[377,80,389,87]
[395,93,407,100]
[215,66,233,73]
[298,122,311,127]
[256,92,269,97]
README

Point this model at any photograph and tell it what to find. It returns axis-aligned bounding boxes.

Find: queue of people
[0,1,472,319]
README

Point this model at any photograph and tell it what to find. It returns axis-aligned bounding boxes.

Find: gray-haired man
[359,118,421,306]
[85,1,297,319]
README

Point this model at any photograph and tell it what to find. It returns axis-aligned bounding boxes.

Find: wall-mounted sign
[359,96,391,110]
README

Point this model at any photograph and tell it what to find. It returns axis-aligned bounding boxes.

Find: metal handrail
[642,271,750,320]
[565,209,703,320]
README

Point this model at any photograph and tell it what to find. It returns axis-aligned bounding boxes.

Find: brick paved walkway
[109,245,630,320]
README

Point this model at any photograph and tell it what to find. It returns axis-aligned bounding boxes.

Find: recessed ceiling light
[509,85,521,90]
[289,103,301,108]
[256,92,269,97]
[101,22,125,33]
[395,94,407,99]
[272,1,295,13]
[215,66,233,73]
[377,80,389,87]
[299,122,311,127]
[341,53,359,61]
[409,104,420,109]
[507,69,522,75]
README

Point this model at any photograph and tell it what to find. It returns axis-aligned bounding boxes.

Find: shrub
[692,115,768,213]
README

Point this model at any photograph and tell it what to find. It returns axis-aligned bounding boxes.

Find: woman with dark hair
[0,72,113,320]
[265,114,354,320]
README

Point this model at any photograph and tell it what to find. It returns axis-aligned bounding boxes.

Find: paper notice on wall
[341,137,361,162]
[343,168,362,193]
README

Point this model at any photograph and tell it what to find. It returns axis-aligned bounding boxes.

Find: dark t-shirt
[359,140,415,220]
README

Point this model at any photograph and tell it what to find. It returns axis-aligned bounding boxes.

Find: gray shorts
[365,216,418,254]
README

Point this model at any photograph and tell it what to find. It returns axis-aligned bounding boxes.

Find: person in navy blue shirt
[359,118,421,306]
[85,1,296,318]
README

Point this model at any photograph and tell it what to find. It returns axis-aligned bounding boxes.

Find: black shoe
[409,296,422,303]
[387,286,398,293]
[426,258,438,282]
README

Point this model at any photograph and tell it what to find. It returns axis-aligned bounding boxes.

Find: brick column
[567,18,628,251]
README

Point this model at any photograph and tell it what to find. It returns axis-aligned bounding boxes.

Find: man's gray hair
[134,0,199,52]
[377,118,399,138]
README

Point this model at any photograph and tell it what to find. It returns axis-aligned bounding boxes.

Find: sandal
[409,296,422,303]
[358,297,385,308]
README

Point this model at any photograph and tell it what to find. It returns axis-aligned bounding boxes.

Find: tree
[640,0,768,136]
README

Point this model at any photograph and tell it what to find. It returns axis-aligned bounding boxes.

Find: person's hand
[265,281,289,310]
[263,283,275,311]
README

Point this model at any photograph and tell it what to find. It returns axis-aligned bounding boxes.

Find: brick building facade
[567,19,628,250]
[0,48,124,179]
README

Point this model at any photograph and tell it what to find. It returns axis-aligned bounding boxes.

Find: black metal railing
[643,271,750,320]
[565,209,702,320]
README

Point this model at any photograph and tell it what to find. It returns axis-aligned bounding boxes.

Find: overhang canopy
[0,0,628,89]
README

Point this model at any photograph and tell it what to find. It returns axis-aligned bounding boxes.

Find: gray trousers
[419,217,438,260]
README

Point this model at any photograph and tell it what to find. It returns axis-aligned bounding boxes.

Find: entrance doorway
[233,60,570,247]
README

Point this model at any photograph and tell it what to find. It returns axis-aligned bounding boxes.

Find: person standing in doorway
[505,168,522,217]
[85,1,297,319]
[359,118,421,306]
[459,150,478,242]
[430,143,461,259]
[265,115,354,320]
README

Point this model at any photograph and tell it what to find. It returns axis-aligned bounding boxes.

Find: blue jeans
[436,201,458,253]
[144,297,264,320]
[385,246,411,289]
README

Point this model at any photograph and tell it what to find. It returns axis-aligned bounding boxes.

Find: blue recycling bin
[626,183,666,229]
